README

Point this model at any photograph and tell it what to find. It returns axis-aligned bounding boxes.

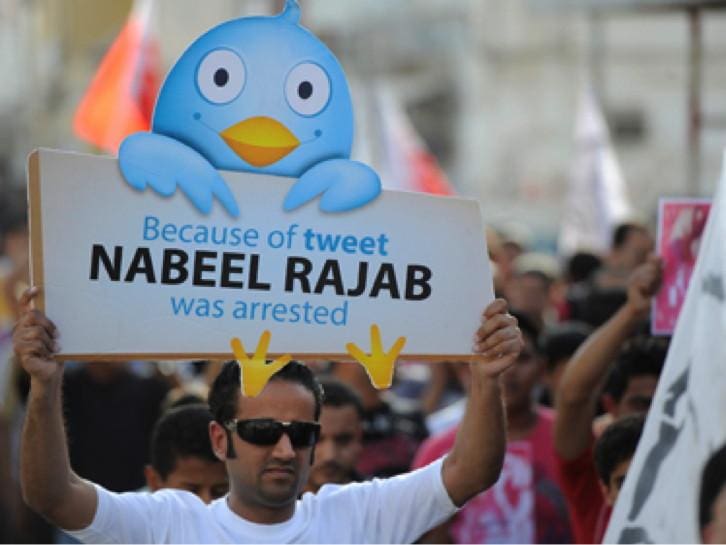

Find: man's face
[147,456,229,504]
[307,404,362,492]
[506,274,550,320]
[703,485,726,544]
[621,230,653,270]
[498,242,523,276]
[614,374,658,417]
[213,380,317,510]
[502,335,543,414]
[601,457,633,506]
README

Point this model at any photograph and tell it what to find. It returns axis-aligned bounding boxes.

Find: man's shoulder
[294,459,454,544]
[311,458,446,501]
[67,484,219,544]
[301,477,399,518]
[307,478,381,503]
[107,487,215,529]
[129,484,196,498]
[101,485,211,514]
[151,487,208,503]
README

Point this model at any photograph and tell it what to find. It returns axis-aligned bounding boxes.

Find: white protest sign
[28,148,493,361]
[604,153,726,543]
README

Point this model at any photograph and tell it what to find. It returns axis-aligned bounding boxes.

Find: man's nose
[271,432,296,460]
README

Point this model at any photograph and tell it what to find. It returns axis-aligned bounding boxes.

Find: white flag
[558,85,631,256]
[603,151,726,543]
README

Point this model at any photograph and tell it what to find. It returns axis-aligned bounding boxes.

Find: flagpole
[587,10,606,107]
[687,7,703,196]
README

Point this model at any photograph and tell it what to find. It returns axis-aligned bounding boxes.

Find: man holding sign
[14,288,521,544]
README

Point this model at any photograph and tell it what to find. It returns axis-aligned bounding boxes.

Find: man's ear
[144,464,163,492]
[597,479,611,503]
[209,421,229,462]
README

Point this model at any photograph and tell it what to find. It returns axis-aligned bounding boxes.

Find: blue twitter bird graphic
[118,0,381,218]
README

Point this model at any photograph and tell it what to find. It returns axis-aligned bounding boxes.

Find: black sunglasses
[225,418,321,449]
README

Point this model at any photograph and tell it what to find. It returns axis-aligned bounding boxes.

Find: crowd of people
[1,187,725,543]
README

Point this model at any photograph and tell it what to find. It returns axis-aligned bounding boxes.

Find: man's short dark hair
[208,360,324,426]
[578,288,628,328]
[604,336,668,402]
[699,442,726,530]
[539,321,592,371]
[319,378,364,418]
[566,251,602,283]
[594,414,645,485]
[612,222,647,250]
[150,404,219,479]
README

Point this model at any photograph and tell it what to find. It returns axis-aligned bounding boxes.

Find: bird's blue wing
[283,159,381,213]
[118,132,240,217]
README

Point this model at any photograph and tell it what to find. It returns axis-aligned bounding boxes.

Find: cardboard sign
[28,149,493,362]
[651,197,711,335]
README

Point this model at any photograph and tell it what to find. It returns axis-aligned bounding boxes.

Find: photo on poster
[652,197,711,336]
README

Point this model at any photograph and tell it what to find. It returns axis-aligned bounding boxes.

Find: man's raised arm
[14,287,97,530]
[441,298,522,506]
[554,255,662,460]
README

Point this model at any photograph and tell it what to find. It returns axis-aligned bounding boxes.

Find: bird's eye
[285,62,331,116]
[197,49,246,104]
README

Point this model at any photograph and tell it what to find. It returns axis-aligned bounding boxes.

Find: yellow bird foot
[345,324,406,389]
[230,330,292,397]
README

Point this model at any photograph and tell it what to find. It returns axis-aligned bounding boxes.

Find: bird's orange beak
[220,116,300,167]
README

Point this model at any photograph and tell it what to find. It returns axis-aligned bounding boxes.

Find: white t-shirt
[66,458,456,543]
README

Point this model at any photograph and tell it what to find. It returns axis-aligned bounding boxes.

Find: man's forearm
[443,372,505,506]
[20,376,96,528]
[442,298,521,506]
[558,303,641,406]
[554,303,641,459]
[21,376,72,513]
[14,291,97,530]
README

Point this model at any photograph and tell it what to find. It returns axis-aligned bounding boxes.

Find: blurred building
[2,0,726,246]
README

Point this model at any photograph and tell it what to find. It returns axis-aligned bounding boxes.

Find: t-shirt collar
[212,495,304,543]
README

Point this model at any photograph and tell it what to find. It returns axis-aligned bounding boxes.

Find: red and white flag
[73,0,160,154]
[374,86,455,196]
